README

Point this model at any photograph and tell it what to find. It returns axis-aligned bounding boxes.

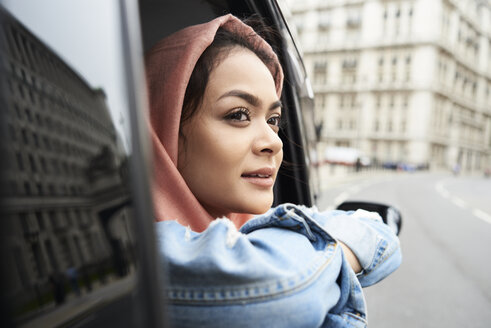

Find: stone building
[287,0,491,171]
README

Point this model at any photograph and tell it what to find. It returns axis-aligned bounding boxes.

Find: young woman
[146,14,401,328]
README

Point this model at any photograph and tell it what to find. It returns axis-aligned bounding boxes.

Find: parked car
[0,1,318,327]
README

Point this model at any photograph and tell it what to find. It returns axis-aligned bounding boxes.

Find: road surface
[318,171,491,328]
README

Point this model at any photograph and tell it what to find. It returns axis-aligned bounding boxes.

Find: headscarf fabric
[145,14,284,232]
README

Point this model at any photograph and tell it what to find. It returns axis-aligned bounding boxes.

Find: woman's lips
[241,168,275,187]
[241,175,274,187]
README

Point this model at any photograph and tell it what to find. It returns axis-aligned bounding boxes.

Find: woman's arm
[338,241,362,273]
[156,204,375,328]
[309,207,402,286]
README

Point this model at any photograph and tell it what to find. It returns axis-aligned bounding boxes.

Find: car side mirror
[336,201,402,236]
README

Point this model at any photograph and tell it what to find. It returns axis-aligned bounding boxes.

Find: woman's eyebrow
[269,100,282,111]
[218,90,261,107]
[218,90,282,111]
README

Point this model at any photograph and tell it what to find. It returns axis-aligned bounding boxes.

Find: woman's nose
[253,122,283,156]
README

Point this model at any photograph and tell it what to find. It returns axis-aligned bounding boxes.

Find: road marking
[473,209,491,225]
[435,182,444,193]
[451,197,468,209]
[435,178,491,225]
[334,192,349,206]
[435,182,450,198]
[331,178,379,208]
[348,185,361,194]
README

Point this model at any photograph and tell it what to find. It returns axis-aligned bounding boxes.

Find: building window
[315,94,326,110]
[391,56,398,81]
[16,153,24,171]
[403,95,409,109]
[342,58,357,84]
[346,6,362,40]
[395,7,401,35]
[318,11,330,29]
[349,120,356,130]
[405,55,411,81]
[313,61,327,84]
[317,12,331,46]
[383,7,388,35]
[21,128,29,145]
[378,56,384,82]
[349,94,357,109]
[318,30,330,45]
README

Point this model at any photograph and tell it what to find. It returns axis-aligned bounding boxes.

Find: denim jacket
[156,204,401,327]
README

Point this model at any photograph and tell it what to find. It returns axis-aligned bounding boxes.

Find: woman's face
[177,47,283,218]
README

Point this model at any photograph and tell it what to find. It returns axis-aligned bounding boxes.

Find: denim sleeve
[301,206,402,287]
[156,204,369,328]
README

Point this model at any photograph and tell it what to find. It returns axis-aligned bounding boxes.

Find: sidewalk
[318,165,395,191]
[316,164,468,192]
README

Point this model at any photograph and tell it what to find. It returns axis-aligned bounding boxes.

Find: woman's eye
[225,109,250,122]
[267,115,281,127]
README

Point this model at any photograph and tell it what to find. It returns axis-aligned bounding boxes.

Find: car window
[0,2,162,327]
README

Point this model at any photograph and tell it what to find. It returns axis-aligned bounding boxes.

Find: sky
[1,0,130,149]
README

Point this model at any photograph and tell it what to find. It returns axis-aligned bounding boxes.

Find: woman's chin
[219,192,274,216]
[242,199,274,215]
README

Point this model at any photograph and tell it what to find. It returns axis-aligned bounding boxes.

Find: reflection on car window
[0,6,138,327]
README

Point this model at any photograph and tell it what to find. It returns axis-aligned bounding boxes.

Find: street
[318,171,491,328]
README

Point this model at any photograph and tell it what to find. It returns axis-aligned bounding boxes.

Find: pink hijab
[145,14,284,232]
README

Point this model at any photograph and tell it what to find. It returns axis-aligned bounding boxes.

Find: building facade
[287,0,491,171]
